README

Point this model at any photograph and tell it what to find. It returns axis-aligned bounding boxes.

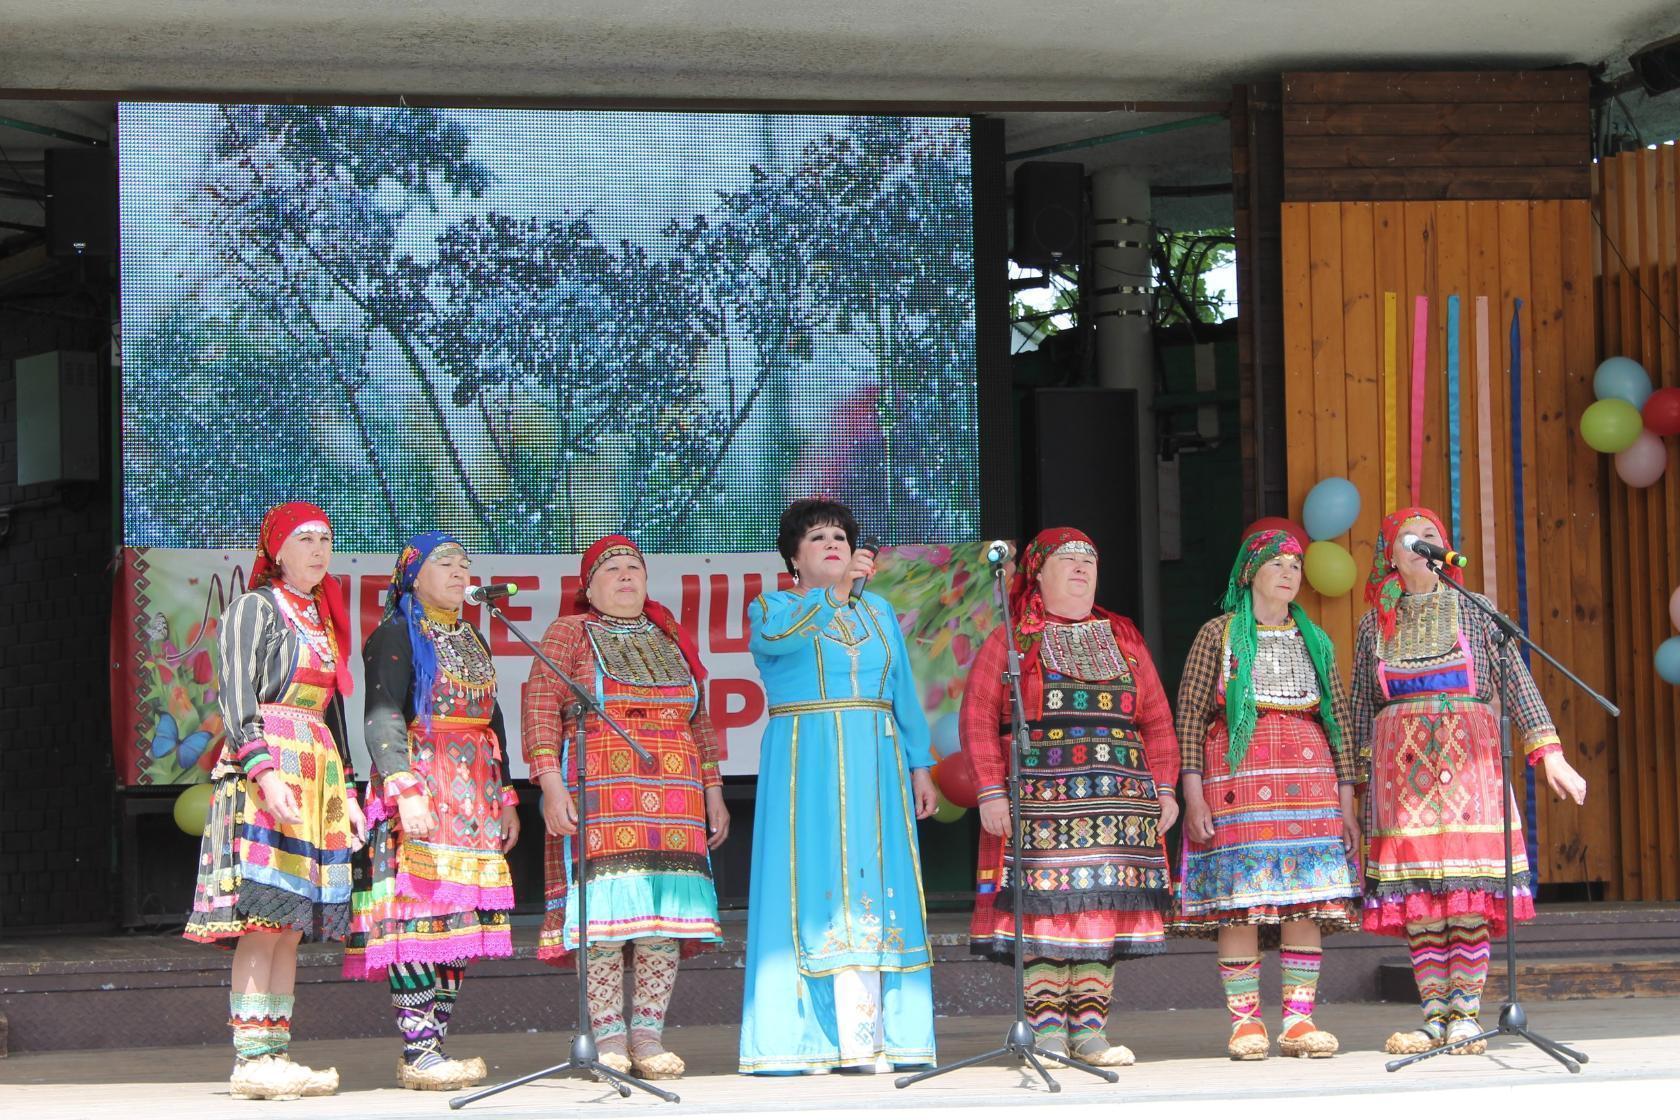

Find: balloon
[1645,387,1680,437]
[1657,637,1680,686]
[1671,585,1680,633]
[1303,540,1358,597]
[932,750,980,809]
[1593,356,1654,409]
[1243,517,1309,552]
[1580,399,1644,454]
[1301,477,1361,541]
[930,709,962,759]
[1614,430,1668,488]
[932,794,968,824]
[173,783,213,836]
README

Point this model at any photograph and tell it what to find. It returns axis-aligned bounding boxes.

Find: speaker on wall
[1630,33,1680,95]
[1012,160,1085,265]
[45,147,115,258]
[1019,387,1142,622]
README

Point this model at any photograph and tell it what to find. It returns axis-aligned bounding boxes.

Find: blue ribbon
[1509,299,1539,882]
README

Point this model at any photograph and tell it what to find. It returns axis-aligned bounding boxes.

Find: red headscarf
[575,534,707,684]
[1364,505,1453,641]
[1010,527,1125,659]
[249,501,354,697]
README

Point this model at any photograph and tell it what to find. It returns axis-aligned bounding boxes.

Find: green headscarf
[1218,529,1345,772]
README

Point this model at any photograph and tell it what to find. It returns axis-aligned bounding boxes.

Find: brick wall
[0,295,116,933]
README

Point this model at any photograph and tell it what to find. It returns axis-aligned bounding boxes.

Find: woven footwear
[229,1055,311,1101]
[1227,1021,1270,1061]
[1278,1020,1338,1058]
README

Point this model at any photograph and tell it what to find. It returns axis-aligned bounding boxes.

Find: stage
[1,998,1676,1119]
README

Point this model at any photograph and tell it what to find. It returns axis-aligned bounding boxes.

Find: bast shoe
[630,1048,686,1081]
[1278,1020,1338,1059]
[1226,1021,1270,1061]
[229,1055,312,1101]
[1070,1034,1136,1067]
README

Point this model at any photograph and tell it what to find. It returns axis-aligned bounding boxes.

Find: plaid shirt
[1174,613,1359,783]
[521,613,722,788]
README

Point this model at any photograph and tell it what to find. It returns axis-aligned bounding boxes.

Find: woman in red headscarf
[962,528,1180,1068]
[184,502,366,1100]
[1352,507,1588,1057]
[522,535,729,1081]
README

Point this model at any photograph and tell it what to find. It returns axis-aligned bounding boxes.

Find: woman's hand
[500,803,521,853]
[1183,796,1215,844]
[538,773,578,836]
[840,550,876,594]
[704,787,731,850]
[1339,785,1362,856]
[1544,752,1588,805]
[1157,792,1180,833]
[346,797,368,850]
[255,771,303,825]
[396,788,435,839]
[979,799,1011,837]
[910,768,939,820]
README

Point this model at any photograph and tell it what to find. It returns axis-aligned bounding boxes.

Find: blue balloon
[1302,477,1361,541]
[930,709,961,758]
[1593,356,1653,409]
[1657,637,1680,686]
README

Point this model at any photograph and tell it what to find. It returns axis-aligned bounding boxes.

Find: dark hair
[776,498,859,576]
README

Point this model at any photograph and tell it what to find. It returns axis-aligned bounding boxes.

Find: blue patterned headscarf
[385,531,466,729]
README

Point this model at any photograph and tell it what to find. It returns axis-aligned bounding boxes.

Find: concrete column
[1089,168,1160,648]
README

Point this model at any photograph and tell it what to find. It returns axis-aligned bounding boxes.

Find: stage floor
[1,998,1676,1120]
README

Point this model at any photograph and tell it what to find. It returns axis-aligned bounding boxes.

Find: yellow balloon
[173,782,213,836]
[1304,540,1358,597]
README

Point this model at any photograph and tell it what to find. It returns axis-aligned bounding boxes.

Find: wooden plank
[1308,202,1354,666]
[1283,70,1589,105]
[1466,200,1505,602]
[1560,196,1617,893]
[1281,202,1318,620]
[1283,101,1588,137]
[1665,146,1680,900]
[1340,201,1383,627]
[1286,133,1591,170]
[1284,167,1591,203]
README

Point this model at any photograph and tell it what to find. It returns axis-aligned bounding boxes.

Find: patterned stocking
[1404,920,1451,1036]
[1217,956,1263,1039]
[1023,958,1071,1046]
[1446,915,1491,1023]
[432,959,468,1043]
[586,942,628,1054]
[269,992,295,1057]
[1279,944,1324,1036]
[229,991,285,1062]
[1066,961,1114,1049]
[389,962,445,1069]
[629,938,680,1057]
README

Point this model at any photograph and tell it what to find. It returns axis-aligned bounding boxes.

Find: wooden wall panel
[1281,198,1617,889]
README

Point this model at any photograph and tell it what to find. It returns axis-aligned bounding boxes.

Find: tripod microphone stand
[1385,565,1616,1075]
[451,603,679,1108]
[897,552,1119,1093]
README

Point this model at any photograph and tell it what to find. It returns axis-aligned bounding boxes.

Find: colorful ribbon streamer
[1508,298,1539,882]
[1384,292,1398,513]
[1475,296,1499,609]
[1447,294,1462,540]
[1410,295,1429,504]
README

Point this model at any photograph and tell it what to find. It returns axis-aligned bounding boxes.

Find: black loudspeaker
[1020,387,1142,621]
[45,147,115,258]
[1631,33,1680,95]
[1012,160,1085,265]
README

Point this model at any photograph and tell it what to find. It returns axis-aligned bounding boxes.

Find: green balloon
[173,782,213,836]
[932,794,968,823]
[1581,398,1644,454]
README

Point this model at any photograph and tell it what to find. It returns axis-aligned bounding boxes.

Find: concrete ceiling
[4,2,1680,247]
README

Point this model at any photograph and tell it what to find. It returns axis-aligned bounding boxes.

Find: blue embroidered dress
[738,585,937,1074]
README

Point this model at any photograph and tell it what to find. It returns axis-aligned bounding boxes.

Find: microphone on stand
[1399,533,1470,569]
[463,582,521,606]
[985,540,1014,567]
[851,536,881,601]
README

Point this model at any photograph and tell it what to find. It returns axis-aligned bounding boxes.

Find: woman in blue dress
[738,498,940,1075]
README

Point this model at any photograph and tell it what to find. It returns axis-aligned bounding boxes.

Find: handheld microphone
[850,536,881,601]
[1399,534,1470,569]
[463,582,521,605]
[986,540,1014,566]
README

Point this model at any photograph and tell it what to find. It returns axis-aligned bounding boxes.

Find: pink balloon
[1671,585,1680,633]
[1614,430,1668,488]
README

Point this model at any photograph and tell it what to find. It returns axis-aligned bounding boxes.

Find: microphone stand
[1385,563,1617,1075]
[897,555,1119,1093]
[451,602,678,1108]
